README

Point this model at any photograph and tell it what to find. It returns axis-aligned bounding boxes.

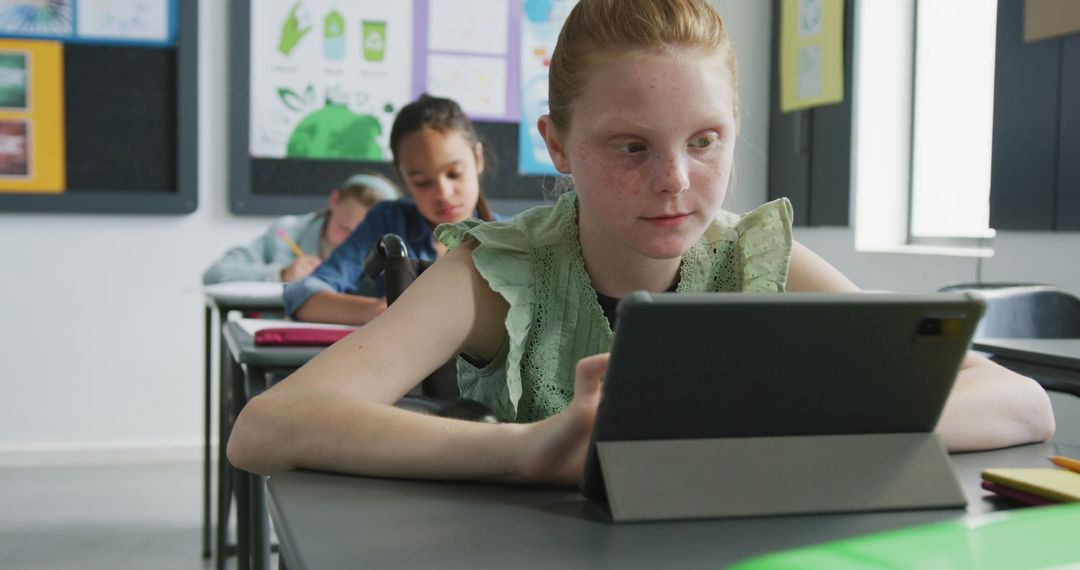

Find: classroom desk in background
[221,319,335,570]
[267,442,1079,570]
[973,338,1080,398]
[202,282,284,565]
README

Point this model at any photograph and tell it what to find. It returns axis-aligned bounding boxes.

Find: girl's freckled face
[561,47,737,262]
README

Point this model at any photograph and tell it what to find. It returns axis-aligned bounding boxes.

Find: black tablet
[580,291,983,503]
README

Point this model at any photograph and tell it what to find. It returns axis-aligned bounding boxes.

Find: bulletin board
[229,0,572,216]
[0,0,198,214]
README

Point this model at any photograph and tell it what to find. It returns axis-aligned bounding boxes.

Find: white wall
[797,228,1080,293]
[0,0,274,463]
[0,1,1076,463]
[713,0,772,215]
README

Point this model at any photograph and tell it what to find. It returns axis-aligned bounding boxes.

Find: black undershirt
[595,280,679,330]
[462,282,681,369]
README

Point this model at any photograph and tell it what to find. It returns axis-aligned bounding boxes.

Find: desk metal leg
[216,311,235,570]
[235,468,252,570]
[215,431,233,570]
[251,473,270,570]
[247,364,272,570]
[231,355,253,570]
[203,305,212,559]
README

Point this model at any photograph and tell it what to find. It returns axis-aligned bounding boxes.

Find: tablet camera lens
[918,317,942,336]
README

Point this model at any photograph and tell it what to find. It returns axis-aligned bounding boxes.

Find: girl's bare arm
[228,243,529,478]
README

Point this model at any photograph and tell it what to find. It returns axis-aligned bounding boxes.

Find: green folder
[730,503,1080,569]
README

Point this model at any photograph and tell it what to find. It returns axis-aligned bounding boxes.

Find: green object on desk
[729,503,1080,569]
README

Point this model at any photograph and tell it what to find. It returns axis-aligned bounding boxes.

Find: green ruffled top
[435,192,793,423]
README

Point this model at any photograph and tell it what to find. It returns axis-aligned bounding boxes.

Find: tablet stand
[595,432,966,522]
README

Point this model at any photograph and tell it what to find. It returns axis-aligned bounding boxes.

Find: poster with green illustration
[0,52,28,109]
[251,1,412,160]
[286,103,384,160]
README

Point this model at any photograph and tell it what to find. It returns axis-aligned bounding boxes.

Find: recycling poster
[250,0,576,176]
[249,1,413,161]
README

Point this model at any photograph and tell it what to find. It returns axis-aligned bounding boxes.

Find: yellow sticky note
[982,468,1080,503]
[779,0,845,113]
[0,39,66,193]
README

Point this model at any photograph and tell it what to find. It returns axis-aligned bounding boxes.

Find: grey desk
[221,319,326,570]
[267,442,1078,569]
[202,283,284,566]
[973,338,1080,397]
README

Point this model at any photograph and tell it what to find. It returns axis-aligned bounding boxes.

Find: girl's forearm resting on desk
[292,290,386,325]
[226,353,607,484]
[228,392,527,479]
[936,353,1056,451]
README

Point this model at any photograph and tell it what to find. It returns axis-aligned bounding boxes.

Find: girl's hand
[281,254,322,282]
[515,353,609,486]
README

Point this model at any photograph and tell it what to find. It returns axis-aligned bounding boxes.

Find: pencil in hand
[276,228,305,258]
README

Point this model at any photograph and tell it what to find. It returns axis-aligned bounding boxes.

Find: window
[909,0,997,241]
[852,0,994,256]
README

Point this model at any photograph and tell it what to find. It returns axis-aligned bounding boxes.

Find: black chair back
[938,283,1080,339]
[363,234,467,401]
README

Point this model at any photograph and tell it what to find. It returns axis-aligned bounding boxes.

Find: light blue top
[203,211,326,285]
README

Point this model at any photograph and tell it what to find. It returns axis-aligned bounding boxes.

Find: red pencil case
[254,327,354,346]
